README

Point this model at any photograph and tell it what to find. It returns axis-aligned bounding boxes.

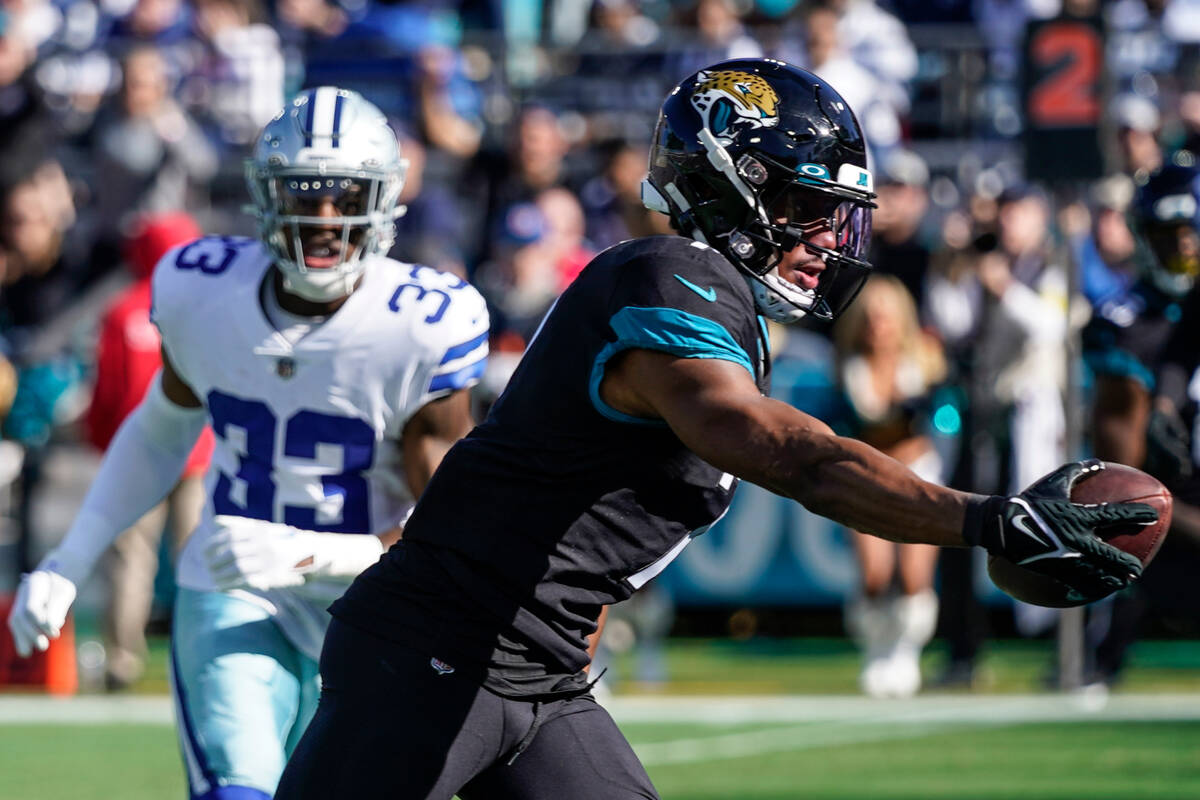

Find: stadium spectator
[535,186,594,291]
[183,0,284,145]
[834,274,946,698]
[663,0,762,80]
[1112,93,1164,179]
[88,212,214,691]
[924,183,1071,681]
[579,140,672,250]
[1073,173,1138,311]
[474,200,559,340]
[819,0,917,120]
[389,132,469,277]
[778,3,902,157]
[0,156,89,575]
[868,149,933,305]
[468,104,572,269]
[410,44,484,184]
[90,45,217,271]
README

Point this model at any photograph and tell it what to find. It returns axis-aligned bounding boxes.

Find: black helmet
[1130,161,1200,298]
[643,58,875,322]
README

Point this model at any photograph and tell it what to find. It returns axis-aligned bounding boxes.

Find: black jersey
[1082,280,1182,391]
[333,236,770,694]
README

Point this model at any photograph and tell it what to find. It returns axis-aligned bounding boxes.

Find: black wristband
[961,493,1006,548]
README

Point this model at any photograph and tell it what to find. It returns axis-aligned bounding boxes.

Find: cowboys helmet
[246,87,407,302]
[1130,161,1200,299]
[643,58,875,323]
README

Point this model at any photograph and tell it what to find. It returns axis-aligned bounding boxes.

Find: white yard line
[3,692,1200,768]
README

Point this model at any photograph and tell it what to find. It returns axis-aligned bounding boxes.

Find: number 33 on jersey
[153,236,488,587]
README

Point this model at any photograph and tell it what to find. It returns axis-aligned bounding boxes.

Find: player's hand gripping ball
[988,462,1172,607]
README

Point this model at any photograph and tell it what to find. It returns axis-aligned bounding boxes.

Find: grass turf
[1,720,1198,800]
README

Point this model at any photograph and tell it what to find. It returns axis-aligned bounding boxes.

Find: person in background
[88,212,215,691]
[90,46,218,273]
[1112,93,1164,180]
[1082,161,1200,688]
[834,274,946,697]
[868,149,933,306]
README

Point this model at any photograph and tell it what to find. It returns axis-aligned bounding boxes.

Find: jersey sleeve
[606,239,756,375]
[148,244,189,364]
[416,278,490,404]
[589,238,760,424]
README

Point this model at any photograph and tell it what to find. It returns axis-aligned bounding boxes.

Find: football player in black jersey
[275,59,1158,800]
[1082,161,1200,686]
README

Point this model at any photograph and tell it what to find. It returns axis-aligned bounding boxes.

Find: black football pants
[273,619,659,800]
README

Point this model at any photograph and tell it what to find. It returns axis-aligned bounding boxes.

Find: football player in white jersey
[7,87,489,799]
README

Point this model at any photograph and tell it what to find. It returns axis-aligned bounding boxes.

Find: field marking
[4,691,1200,728]
[614,694,1200,766]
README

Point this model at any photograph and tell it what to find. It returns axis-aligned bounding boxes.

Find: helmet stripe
[331,91,345,148]
[303,90,316,147]
[308,87,339,150]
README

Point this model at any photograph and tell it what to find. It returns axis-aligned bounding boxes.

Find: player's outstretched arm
[7,349,206,657]
[604,350,1151,601]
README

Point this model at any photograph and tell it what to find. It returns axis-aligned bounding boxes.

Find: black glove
[1144,407,1193,484]
[963,460,1156,604]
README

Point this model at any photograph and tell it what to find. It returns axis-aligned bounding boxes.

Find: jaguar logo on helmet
[690,69,780,144]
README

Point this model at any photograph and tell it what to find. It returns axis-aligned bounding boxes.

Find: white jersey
[152,235,488,658]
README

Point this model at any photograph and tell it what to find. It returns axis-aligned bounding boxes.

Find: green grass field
[2,637,1199,799]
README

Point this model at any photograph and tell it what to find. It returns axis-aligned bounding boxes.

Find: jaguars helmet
[643,58,875,323]
[1130,161,1200,299]
[245,87,407,302]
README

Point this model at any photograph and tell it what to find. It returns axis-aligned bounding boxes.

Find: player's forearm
[49,377,205,583]
[686,396,972,547]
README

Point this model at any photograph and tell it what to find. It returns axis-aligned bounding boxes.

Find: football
[987,463,1173,608]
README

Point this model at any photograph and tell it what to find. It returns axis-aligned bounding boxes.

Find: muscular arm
[161,346,203,408]
[601,350,972,547]
[382,388,474,547]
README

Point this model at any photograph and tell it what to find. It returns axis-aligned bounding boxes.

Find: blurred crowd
[3,0,1200,693]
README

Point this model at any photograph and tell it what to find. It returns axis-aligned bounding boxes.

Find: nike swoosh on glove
[963,459,1157,604]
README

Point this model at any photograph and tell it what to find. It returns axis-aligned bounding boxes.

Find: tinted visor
[765,184,873,265]
[763,183,873,320]
[1144,221,1200,278]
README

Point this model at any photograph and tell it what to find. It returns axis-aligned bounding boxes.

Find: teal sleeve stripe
[1084,347,1155,391]
[589,306,755,425]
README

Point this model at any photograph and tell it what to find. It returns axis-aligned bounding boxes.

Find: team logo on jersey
[430,657,455,676]
[691,70,780,144]
[276,357,296,379]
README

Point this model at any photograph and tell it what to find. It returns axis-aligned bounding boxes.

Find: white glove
[204,515,385,592]
[7,563,78,658]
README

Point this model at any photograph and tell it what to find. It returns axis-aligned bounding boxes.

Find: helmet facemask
[247,165,406,302]
[245,87,408,304]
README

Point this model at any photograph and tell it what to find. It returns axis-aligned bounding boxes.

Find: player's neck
[271,268,358,317]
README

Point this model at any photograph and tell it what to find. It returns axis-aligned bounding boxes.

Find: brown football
[987,462,1172,608]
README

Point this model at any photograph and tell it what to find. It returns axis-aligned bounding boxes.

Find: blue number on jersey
[175,237,249,275]
[387,265,470,323]
[207,389,376,532]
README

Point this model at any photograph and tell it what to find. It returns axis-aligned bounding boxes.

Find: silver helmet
[246,86,407,302]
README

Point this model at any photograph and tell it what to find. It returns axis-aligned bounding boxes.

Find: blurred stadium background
[2,0,1200,796]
